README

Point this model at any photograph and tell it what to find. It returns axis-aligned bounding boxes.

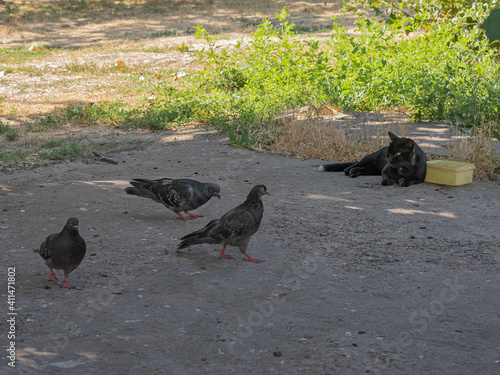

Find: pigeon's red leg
[214,245,233,259]
[243,253,264,263]
[186,211,204,218]
[176,213,193,221]
[60,278,76,289]
[48,268,59,283]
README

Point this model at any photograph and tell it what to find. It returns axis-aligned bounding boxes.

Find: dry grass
[444,121,500,180]
[267,107,407,162]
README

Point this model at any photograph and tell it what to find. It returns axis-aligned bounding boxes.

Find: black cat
[318,132,427,187]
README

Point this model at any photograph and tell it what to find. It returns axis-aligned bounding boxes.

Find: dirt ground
[0,0,355,122]
[1,0,350,47]
[1,125,500,374]
[1,1,500,374]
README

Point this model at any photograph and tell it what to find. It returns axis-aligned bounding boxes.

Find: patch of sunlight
[80,180,130,189]
[160,134,195,142]
[0,184,12,191]
[415,126,449,134]
[159,125,217,143]
[77,352,99,361]
[18,347,56,368]
[345,206,364,211]
[307,194,351,202]
[387,208,456,218]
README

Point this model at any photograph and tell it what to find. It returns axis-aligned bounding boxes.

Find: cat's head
[387,132,416,166]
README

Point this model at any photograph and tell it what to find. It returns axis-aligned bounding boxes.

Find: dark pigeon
[178,184,270,263]
[125,178,221,220]
[33,217,86,289]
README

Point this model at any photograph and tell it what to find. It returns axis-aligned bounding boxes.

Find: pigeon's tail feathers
[125,183,160,202]
[177,241,194,250]
[318,162,354,172]
[178,234,206,250]
[128,179,155,191]
[131,178,156,184]
[125,186,139,195]
[178,235,217,249]
[178,220,219,249]
[178,229,210,249]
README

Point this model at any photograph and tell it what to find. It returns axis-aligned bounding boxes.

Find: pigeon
[125,178,221,220]
[178,184,270,263]
[33,217,86,289]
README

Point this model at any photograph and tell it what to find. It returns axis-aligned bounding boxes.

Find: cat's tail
[318,162,354,172]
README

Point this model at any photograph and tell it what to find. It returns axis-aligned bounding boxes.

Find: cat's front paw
[348,168,361,178]
[382,179,395,186]
[398,167,410,174]
[398,178,410,187]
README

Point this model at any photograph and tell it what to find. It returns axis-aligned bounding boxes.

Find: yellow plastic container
[425,160,475,186]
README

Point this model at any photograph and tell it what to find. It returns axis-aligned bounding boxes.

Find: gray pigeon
[33,217,86,289]
[125,178,221,220]
[178,184,270,262]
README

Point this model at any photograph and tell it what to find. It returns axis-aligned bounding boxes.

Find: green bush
[30,3,499,146]
[0,147,29,162]
[143,10,335,145]
[329,0,500,127]
[142,5,499,145]
[40,143,84,160]
[27,113,65,132]
[0,122,20,141]
[42,138,64,148]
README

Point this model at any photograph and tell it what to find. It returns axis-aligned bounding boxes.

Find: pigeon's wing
[212,207,260,242]
[153,179,195,211]
[38,235,55,261]
[126,178,216,214]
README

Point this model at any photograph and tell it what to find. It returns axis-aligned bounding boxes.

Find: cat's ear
[406,139,415,149]
[388,132,399,141]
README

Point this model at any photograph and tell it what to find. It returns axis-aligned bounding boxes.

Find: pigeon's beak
[215,193,221,199]
[263,191,271,196]
[74,225,79,232]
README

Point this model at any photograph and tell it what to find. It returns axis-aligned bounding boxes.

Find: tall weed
[144,5,499,147]
[327,2,500,126]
